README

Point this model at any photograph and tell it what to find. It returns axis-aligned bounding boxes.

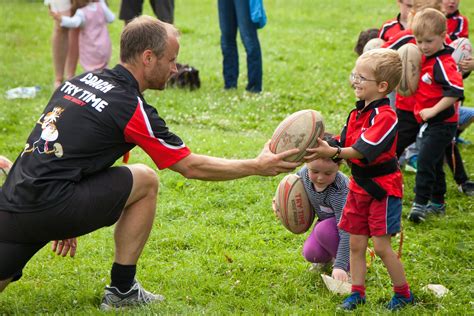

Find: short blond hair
[357,48,402,94]
[412,0,442,12]
[412,8,446,38]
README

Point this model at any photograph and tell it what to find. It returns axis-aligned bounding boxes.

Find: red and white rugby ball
[450,37,472,75]
[269,110,324,162]
[397,43,422,97]
[274,174,314,234]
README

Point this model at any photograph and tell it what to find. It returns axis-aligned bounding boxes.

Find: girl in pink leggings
[297,157,350,281]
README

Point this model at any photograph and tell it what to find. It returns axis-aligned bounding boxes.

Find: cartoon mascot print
[23,106,64,158]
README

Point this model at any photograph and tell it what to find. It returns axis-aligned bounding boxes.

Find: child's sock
[351,284,366,298]
[110,262,136,293]
[394,283,411,298]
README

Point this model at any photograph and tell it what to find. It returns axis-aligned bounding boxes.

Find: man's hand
[304,138,335,162]
[51,238,77,257]
[332,268,349,282]
[255,141,301,176]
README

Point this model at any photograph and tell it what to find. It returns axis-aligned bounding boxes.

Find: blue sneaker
[405,156,418,173]
[386,291,415,311]
[408,202,428,223]
[426,202,446,216]
[339,292,366,310]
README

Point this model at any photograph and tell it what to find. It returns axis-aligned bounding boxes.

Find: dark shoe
[100,280,164,310]
[338,292,366,310]
[408,202,428,223]
[386,291,415,311]
[459,181,474,196]
[426,202,446,216]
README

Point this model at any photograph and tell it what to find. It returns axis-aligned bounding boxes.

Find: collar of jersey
[355,98,390,111]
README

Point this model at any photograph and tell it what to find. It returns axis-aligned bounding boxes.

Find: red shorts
[338,191,402,236]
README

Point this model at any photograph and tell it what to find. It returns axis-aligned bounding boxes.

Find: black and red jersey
[339,99,403,198]
[0,65,191,213]
[446,10,469,40]
[378,14,405,42]
[414,46,464,123]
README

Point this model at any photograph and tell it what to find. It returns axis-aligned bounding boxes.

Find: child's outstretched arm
[304,138,363,162]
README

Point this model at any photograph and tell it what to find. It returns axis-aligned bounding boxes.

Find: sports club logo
[22,107,64,158]
[421,72,432,85]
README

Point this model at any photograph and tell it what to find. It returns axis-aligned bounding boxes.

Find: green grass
[1,0,473,314]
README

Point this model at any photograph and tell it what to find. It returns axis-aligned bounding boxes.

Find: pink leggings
[302,217,340,263]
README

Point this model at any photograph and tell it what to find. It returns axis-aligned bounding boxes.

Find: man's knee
[129,164,159,194]
[0,278,12,293]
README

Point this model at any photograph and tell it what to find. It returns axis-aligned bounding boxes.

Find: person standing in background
[45,0,80,88]
[119,0,174,24]
[217,0,265,93]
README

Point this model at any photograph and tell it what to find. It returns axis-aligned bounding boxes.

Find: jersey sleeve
[333,173,350,271]
[433,57,464,99]
[382,31,415,50]
[352,109,397,163]
[124,98,191,169]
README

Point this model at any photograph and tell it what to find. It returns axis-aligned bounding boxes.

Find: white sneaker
[100,280,164,310]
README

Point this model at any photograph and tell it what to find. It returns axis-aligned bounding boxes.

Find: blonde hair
[412,8,446,38]
[120,15,180,64]
[357,48,402,94]
[407,0,442,27]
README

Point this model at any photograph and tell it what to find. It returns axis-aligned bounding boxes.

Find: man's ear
[142,50,153,66]
[378,81,389,93]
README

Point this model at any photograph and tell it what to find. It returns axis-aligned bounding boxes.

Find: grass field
[1,0,473,314]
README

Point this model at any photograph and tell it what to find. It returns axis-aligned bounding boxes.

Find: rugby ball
[269,110,324,162]
[450,37,472,75]
[274,174,314,234]
[363,38,386,53]
[397,43,422,96]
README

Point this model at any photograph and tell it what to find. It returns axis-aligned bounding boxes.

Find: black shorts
[0,166,133,281]
[119,0,145,21]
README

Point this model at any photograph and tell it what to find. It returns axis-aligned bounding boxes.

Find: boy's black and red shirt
[414,45,464,124]
[0,65,191,213]
[378,13,405,42]
[339,98,402,198]
[446,10,469,41]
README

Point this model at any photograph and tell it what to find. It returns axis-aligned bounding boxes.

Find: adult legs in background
[302,217,340,263]
[150,0,175,24]
[65,28,79,80]
[233,0,262,92]
[218,0,239,90]
[119,0,145,25]
[52,16,70,88]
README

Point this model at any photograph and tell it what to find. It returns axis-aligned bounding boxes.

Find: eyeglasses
[349,72,378,84]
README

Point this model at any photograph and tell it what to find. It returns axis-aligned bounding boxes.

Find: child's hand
[459,57,474,73]
[271,197,279,219]
[332,268,349,282]
[304,138,335,162]
[49,10,62,23]
[419,107,437,122]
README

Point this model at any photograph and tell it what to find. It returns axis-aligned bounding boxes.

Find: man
[0,16,299,310]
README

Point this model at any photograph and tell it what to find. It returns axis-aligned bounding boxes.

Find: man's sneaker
[100,280,165,311]
[458,181,474,196]
[426,202,446,216]
[386,291,415,311]
[456,136,472,145]
[407,202,428,223]
[338,292,366,310]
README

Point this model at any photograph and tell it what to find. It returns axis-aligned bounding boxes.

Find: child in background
[442,0,469,40]
[307,48,414,311]
[407,8,464,222]
[354,28,379,56]
[50,0,115,72]
[378,0,414,42]
[297,154,350,282]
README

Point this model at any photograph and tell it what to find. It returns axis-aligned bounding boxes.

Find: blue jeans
[218,0,262,92]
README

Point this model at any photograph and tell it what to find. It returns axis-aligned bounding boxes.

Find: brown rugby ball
[274,174,314,234]
[269,110,324,162]
[397,43,422,97]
